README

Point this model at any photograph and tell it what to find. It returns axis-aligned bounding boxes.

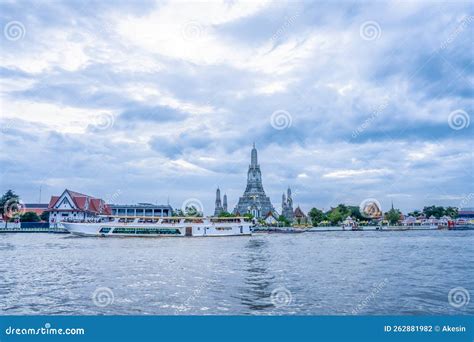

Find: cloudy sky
[0,0,472,215]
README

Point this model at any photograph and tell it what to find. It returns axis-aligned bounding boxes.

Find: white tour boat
[61,216,253,237]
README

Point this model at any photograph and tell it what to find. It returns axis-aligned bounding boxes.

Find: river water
[1,230,473,315]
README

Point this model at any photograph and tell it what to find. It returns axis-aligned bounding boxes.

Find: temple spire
[223,194,228,212]
[251,143,258,166]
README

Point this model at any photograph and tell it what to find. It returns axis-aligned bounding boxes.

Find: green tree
[20,212,41,222]
[243,213,254,220]
[40,211,50,222]
[325,204,350,225]
[218,211,233,217]
[385,207,401,224]
[172,209,184,217]
[308,208,324,226]
[407,210,421,217]
[327,210,343,225]
[444,206,458,219]
[184,205,203,217]
[0,190,20,228]
[277,215,290,227]
[422,205,445,219]
[347,206,363,220]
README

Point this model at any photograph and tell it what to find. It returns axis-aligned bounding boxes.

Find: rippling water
[1,230,473,315]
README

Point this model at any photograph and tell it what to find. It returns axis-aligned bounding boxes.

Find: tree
[277,215,290,226]
[172,209,184,217]
[218,211,233,217]
[40,211,50,222]
[326,209,343,225]
[20,212,41,222]
[184,205,203,217]
[444,206,458,219]
[243,213,254,219]
[325,204,350,225]
[407,210,421,217]
[385,207,401,224]
[308,208,324,226]
[347,206,364,220]
[422,205,445,219]
[0,190,20,228]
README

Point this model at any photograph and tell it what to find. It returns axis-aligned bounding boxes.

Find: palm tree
[0,190,20,228]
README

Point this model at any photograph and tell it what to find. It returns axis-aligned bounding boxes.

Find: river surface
[1,230,473,315]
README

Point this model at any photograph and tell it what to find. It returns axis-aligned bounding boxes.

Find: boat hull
[62,222,252,237]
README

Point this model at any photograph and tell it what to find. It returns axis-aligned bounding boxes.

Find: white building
[47,189,111,224]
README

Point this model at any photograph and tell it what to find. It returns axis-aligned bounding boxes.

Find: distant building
[214,187,224,216]
[223,193,228,213]
[47,189,111,224]
[110,203,173,217]
[264,211,278,226]
[281,187,294,222]
[233,144,276,218]
[458,207,474,218]
[23,203,48,217]
[294,206,310,225]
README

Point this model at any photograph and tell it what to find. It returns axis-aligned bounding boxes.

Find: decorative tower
[223,194,228,213]
[214,187,223,216]
[233,144,275,219]
[282,186,294,222]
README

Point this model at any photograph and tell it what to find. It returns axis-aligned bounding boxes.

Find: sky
[0,0,473,215]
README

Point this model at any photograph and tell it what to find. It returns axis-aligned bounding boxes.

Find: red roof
[48,189,111,215]
[48,196,59,208]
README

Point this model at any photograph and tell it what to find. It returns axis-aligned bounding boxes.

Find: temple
[233,144,275,218]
